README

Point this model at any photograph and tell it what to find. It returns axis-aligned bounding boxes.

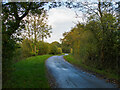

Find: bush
[12,48,23,62]
[21,39,32,57]
[57,48,62,54]
[30,52,37,56]
[49,44,58,55]
[62,46,71,53]
[73,30,98,67]
[70,48,73,54]
[37,41,50,55]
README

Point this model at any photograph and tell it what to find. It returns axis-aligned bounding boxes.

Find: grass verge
[64,54,119,83]
[3,55,53,88]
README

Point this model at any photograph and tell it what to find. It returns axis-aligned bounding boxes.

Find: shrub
[49,44,58,55]
[73,30,98,67]
[57,48,62,54]
[62,46,71,53]
[21,39,32,57]
[30,52,37,56]
[37,41,50,55]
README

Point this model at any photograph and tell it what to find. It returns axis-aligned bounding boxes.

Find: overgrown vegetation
[64,55,119,80]
[2,1,120,88]
[61,2,120,81]
[21,39,62,56]
[3,55,52,88]
[2,2,47,84]
[2,2,62,86]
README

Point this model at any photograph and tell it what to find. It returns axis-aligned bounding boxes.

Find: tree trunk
[34,16,37,54]
[42,35,44,42]
[98,1,105,65]
[34,31,37,53]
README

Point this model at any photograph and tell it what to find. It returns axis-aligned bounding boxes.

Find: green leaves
[61,3,119,74]
[49,44,59,55]
[37,41,50,55]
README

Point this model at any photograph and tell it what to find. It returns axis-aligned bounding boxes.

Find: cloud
[44,6,84,43]
[48,6,77,27]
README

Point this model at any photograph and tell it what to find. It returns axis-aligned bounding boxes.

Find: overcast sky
[3,1,118,43]
[44,0,118,43]
[44,6,84,43]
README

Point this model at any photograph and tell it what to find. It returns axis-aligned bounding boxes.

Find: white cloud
[48,6,77,27]
[44,6,84,43]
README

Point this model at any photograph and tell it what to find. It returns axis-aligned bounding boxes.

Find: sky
[5,1,117,44]
[44,6,84,43]
[3,1,118,44]
[44,0,118,43]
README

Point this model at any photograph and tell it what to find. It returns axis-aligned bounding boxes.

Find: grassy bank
[64,54,119,81]
[3,55,53,88]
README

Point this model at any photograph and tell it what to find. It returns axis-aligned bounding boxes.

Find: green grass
[64,54,119,80]
[3,55,53,88]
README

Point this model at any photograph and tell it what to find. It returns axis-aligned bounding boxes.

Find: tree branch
[81,2,99,16]
[12,3,19,20]
[19,2,32,20]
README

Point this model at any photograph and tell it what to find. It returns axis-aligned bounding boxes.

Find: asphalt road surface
[46,55,116,88]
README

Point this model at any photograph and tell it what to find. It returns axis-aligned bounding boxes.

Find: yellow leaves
[70,48,73,54]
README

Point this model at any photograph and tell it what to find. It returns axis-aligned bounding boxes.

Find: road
[46,55,116,88]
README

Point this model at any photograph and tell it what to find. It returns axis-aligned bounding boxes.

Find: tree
[23,10,52,54]
[37,41,50,55]
[51,41,61,47]
[2,2,46,83]
[49,44,58,55]
[2,2,46,37]
[75,1,119,69]
[61,1,119,75]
